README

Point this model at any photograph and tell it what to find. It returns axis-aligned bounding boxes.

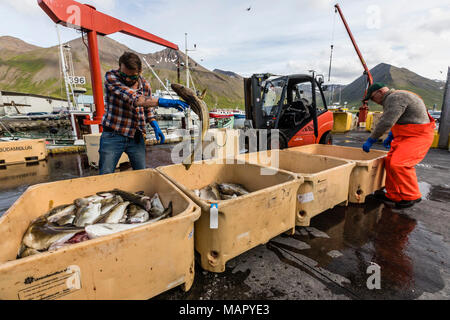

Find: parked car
[26,112,49,120]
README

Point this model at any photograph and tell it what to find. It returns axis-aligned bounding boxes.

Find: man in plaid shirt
[99,52,188,174]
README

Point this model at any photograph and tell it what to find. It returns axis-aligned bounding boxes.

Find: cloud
[0,0,116,15]
[86,0,116,12]
[1,0,42,15]
[0,0,448,83]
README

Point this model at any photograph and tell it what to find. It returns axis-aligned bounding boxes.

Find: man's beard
[124,79,137,87]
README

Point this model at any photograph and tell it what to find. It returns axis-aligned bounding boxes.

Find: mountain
[341,63,445,110]
[213,69,243,80]
[0,36,39,54]
[1,36,444,111]
[0,36,244,109]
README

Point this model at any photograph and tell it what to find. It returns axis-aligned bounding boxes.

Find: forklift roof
[266,74,314,83]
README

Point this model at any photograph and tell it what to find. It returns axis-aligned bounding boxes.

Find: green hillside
[0,36,245,110]
[341,63,445,111]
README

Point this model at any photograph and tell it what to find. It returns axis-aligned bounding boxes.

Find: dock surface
[1,130,448,300]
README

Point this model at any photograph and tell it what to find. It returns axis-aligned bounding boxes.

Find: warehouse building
[0,91,70,116]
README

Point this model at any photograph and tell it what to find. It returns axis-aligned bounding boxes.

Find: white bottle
[210,204,218,229]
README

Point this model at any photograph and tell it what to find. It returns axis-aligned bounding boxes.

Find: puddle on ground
[428,185,450,203]
[419,181,432,199]
[268,197,450,299]
[418,181,450,202]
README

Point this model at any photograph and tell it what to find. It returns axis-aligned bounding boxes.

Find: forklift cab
[244,73,333,149]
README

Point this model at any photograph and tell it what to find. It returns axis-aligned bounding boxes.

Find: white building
[0,91,70,116]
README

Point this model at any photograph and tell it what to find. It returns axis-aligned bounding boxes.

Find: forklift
[243,72,334,149]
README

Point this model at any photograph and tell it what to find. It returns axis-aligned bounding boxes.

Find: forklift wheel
[319,131,333,145]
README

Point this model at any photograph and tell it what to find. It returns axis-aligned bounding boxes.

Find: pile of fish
[194,183,250,201]
[171,83,210,170]
[18,189,172,259]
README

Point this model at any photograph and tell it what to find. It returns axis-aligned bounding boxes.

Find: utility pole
[177,54,181,84]
[185,33,189,88]
[56,25,73,110]
[184,33,197,89]
[438,67,450,149]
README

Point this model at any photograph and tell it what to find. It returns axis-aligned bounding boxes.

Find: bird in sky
[246,6,251,11]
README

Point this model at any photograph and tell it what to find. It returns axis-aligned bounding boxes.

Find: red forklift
[243,72,334,149]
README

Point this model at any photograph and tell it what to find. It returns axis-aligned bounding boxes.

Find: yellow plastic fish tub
[366,111,383,132]
[289,144,387,203]
[83,133,129,168]
[235,150,355,227]
[0,169,200,300]
[332,112,353,133]
[157,161,302,273]
[0,139,47,165]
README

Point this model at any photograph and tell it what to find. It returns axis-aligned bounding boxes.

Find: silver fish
[150,193,165,216]
[210,183,222,200]
[100,195,123,215]
[198,186,220,201]
[109,189,152,211]
[148,201,172,222]
[21,220,82,251]
[73,202,102,227]
[171,83,210,170]
[85,223,144,239]
[85,202,173,239]
[127,204,150,224]
[55,214,76,226]
[46,204,76,223]
[96,192,115,199]
[221,194,238,200]
[217,183,249,196]
[74,195,104,207]
[102,201,130,224]
[19,246,41,258]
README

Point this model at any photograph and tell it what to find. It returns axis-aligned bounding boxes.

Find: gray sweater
[370,89,430,140]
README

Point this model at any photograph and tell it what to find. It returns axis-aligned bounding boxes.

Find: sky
[0,0,449,84]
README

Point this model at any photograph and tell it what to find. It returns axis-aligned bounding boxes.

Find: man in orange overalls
[362,83,435,209]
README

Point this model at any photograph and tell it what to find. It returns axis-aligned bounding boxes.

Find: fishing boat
[209,109,234,119]
[232,109,246,119]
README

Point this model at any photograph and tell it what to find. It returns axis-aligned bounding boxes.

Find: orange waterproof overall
[385,113,435,202]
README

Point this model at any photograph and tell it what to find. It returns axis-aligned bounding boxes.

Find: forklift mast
[244,73,272,129]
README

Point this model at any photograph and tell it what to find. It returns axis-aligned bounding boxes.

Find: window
[262,79,285,116]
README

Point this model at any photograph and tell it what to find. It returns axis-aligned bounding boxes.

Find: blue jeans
[98,131,146,175]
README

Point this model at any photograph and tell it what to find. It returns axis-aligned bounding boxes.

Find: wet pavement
[0,130,449,300]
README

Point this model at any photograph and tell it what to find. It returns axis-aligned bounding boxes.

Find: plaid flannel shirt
[102,69,156,138]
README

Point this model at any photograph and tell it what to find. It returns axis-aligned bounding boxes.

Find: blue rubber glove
[383,131,394,149]
[150,120,165,144]
[158,98,189,112]
[362,137,377,153]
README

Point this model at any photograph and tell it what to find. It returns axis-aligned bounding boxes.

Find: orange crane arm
[334,3,373,123]
[38,0,178,49]
[334,4,373,86]
[38,0,178,127]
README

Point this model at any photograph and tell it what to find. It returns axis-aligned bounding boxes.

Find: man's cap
[363,82,386,101]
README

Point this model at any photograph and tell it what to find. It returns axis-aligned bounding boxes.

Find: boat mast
[185,33,189,89]
[56,25,73,111]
